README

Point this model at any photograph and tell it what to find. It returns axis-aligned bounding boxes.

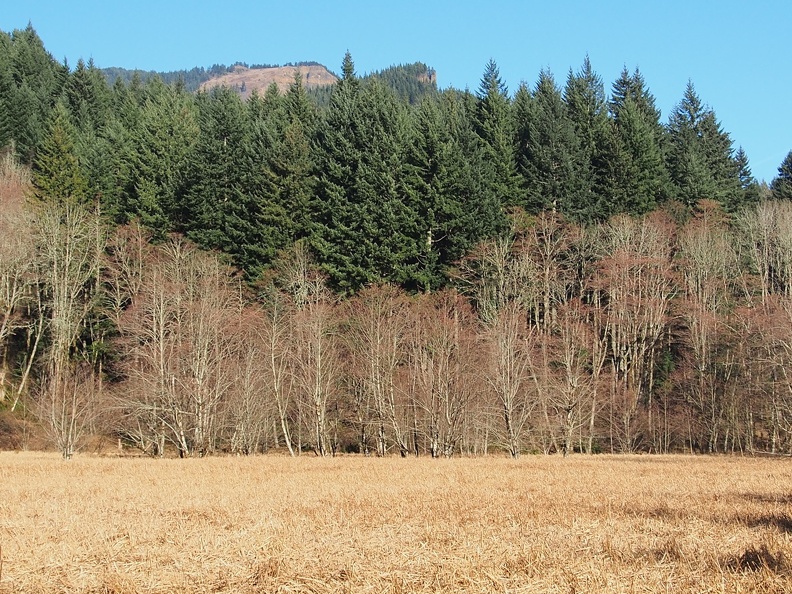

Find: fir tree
[517,70,589,219]
[771,150,792,201]
[667,81,741,209]
[602,66,671,215]
[404,90,507,291]
[734,146,761,205]
[563,56,608,219]
[311,53,418,292]
[128,77,198,234]
[474,59,521,207]
[31,101,88,204]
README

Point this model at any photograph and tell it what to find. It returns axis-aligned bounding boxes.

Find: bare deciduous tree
[33,202,105,458]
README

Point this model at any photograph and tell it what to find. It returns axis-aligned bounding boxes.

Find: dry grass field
[1,453,791,593]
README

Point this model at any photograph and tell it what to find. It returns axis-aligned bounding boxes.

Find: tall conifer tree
[474,59,521,207]
[772,150,792,201]
[311,53,418,292]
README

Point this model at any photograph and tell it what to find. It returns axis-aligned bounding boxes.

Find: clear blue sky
[3,0,790,183]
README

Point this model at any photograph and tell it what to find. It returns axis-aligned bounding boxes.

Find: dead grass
[1,453,791,593]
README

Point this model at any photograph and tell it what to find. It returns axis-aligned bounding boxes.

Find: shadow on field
[742,492,792,505]
[742,513,792,533]
[738,493,792,533]
[722,545,789,574]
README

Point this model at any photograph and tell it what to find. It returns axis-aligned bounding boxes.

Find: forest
[2,24,792,459]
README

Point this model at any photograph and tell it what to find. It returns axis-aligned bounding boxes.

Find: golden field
[1,453,791,593]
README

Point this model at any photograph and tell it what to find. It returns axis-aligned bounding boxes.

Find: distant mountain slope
[101,61,438,104]
[101,64,233,91]
[199,64,338,97]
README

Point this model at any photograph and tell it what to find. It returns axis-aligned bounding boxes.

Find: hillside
[199,63,338,97]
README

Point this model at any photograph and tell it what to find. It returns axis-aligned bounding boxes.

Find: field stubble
[0,453,791,593]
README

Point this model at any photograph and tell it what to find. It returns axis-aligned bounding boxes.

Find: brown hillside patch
[200,64,337,98]
[2,454,792,593]
[0,152,29,214]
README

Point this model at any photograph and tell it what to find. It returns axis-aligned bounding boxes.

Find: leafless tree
[32,202,105,458]
[591,213,676,452]
[345,284,411,456]
[118,238,237,457]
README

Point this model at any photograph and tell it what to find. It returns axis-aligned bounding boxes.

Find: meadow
[1,452,791,593]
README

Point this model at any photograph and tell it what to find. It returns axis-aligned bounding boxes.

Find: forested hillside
[3,24,792,458]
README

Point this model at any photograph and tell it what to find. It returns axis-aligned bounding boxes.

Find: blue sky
[4,0,790,182]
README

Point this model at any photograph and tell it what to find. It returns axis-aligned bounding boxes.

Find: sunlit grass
[1,452,791,593]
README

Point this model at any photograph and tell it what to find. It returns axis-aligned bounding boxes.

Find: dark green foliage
[563,56,608,219]
[601,67,670,216]
[234,73,318,277]
[0,31,13,150]
[124,77,198,234]
[474,59,521,208]
[517,70,590,219]
[600,97,670,216]
[0,24,68,161]
[403,90,507,291]
[735,146,761,205]
[366,62,438,105]
[311,54,419,292]
[101,63,234,92]
[667,81,741,209]
[771,150,792,201]
[184,86,253,263]
[31,101,87,204]
[65,58,112,134]
[3,26,769,296]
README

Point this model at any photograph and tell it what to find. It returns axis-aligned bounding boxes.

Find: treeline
[3,24,792,457]
[99,63,236,93]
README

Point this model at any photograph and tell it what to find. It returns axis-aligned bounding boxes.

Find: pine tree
[65,58,111,134]
[734,146,761,206]
[239,72,317,277]
[771,150,792,201]
[185,86,261,271]
[0,30,13,150]
[403,90,507,291]
[602,67,670,215]
[6,24,68,161]
[563,56,608,219]
[127,77,198,234]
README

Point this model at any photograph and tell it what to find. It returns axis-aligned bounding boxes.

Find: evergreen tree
[127,77,198,234]
[602,67,670,215]
[667,81,741,209]
[474,59,521,207]
[31,101,87,204]
[238,73,317,276]
[5,24,68,161]
[0,30,13,150]
[517,70,589,219]
[600,97,669,216]
[185,86,264,272]
[734,146,761,205]
[564,56,607,160]
[404,90,507,291]
[311,53,418,292]
[64,58,111,134]
[563,56,608,219]
[771,150,792,201]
